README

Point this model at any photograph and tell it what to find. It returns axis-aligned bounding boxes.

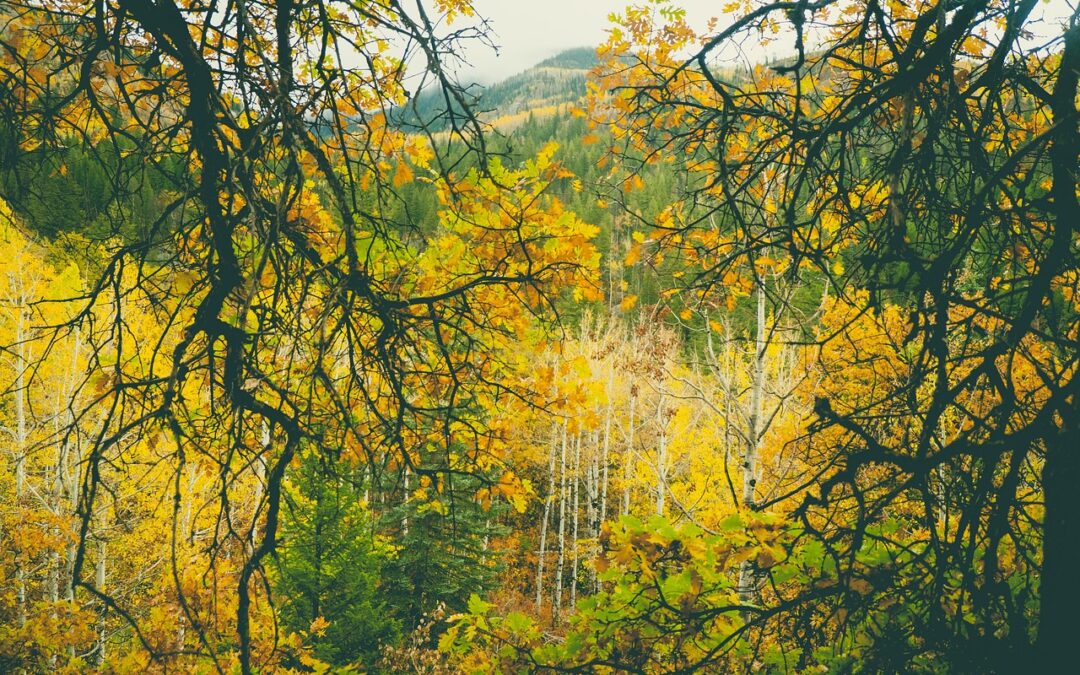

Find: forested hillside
[400,47,595,127]
[1,1,1077,673]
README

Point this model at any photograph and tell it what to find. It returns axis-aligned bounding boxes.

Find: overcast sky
[423,0,1077,83]
[437,0,727,82]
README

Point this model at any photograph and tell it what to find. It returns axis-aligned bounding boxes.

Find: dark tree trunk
[1037,20,1080,670]
[1037,379,1080,668]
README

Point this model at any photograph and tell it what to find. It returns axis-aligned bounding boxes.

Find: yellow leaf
[392,161,413,188]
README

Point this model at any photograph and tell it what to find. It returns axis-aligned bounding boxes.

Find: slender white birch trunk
[94,538,107,665]
[402,466,410,536]
[14,303,28,628]
[622,393,635,516]
[655,397,667,517]
[600,368,613,525]
[554,422,568,621]
[570,433,581,608]
[739,274,768,607]
[744,274,766,509]
[535,425,558,611]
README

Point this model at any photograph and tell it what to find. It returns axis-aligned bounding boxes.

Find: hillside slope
[396,47,597,132]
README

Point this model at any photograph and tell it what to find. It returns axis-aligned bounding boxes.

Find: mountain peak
[400,48,595,131]
[534,47,600,72]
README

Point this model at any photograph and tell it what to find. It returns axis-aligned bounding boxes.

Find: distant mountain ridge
[532,46,601,71]
[396,47,598,131]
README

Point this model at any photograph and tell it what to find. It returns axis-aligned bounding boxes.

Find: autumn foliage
[2,0,1078,673]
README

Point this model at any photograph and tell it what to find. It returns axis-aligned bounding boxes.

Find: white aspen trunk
[726,334,736,496]
[600,368,613,525]
[535,426,558,611]
[608,226,618,314]
[63,435,79,654]
[14,306,27,628]
[363,464,371,507]
[402,466,410,536]
[570,433,581,608]
[251,420,270,553]
[49,398,65,610]
[591,432,600,537]
[95,538,107,666]
[655,397,667,517]
[719,331,736,506]
[554,422,568,621]
[622,393,635,516]
[48,473,59,669]
[589,429,602,592]
[47,393,66,669]
[739,274,768,607]
[64,332,82,661]
[744,274,766,508]
[13,302,26,498]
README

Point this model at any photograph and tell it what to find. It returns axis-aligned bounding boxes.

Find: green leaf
[662,571,692,601]
[467,593,492,616]
[503,612,533,634]
[719,514,744,532]
[563,630,586,656]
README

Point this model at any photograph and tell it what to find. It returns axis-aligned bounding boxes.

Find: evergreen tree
[274,454,399,668]
[379,471,507,635]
